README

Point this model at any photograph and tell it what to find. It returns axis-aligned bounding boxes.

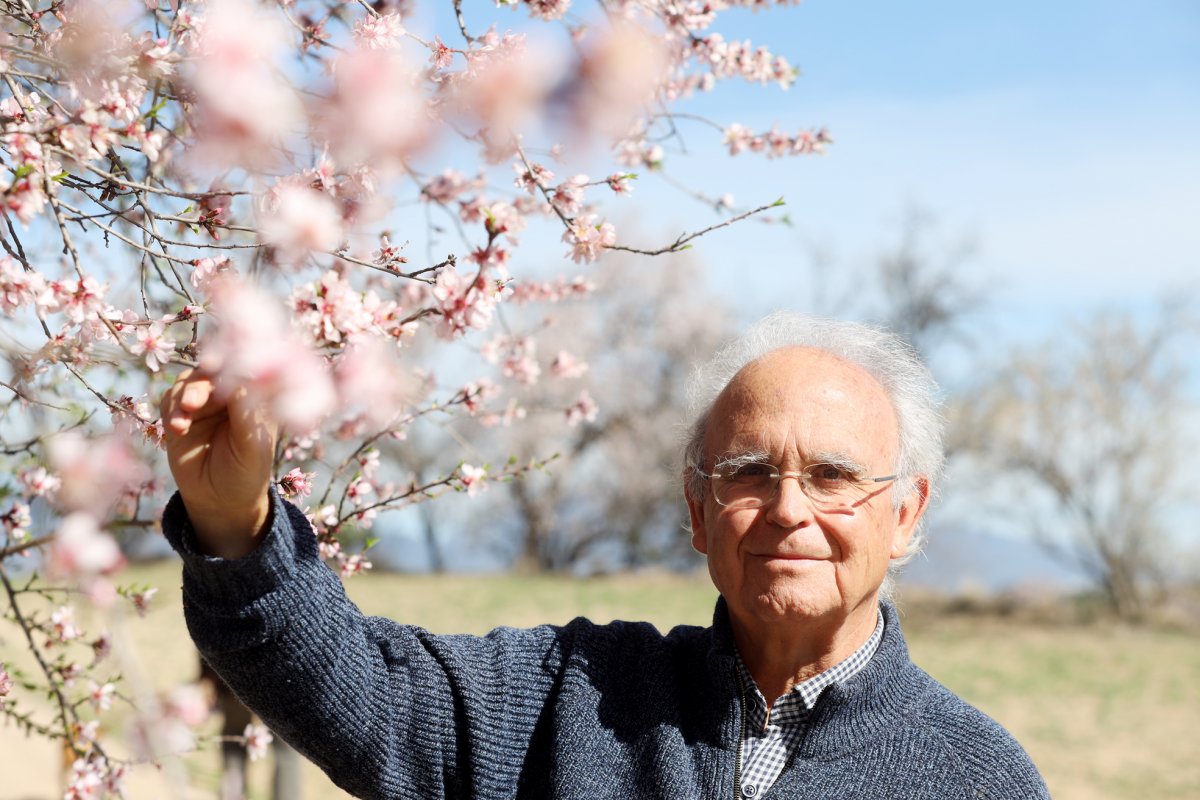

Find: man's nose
[764,473,815,527]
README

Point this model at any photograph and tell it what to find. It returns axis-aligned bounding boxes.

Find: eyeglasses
[697,461,898,512]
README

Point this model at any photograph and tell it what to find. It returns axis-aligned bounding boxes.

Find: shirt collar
[735,609,886,727]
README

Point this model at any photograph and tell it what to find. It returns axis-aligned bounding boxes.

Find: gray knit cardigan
[164,490,1049,799]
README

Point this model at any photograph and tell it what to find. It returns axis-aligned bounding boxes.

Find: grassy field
[3,562,1198,799]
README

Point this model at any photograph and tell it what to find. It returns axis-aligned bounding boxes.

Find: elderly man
[161,313,1048,799]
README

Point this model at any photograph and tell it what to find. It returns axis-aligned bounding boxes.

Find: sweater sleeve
[163,489,568,800]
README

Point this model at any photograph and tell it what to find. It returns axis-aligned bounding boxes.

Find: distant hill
[900,526,1087,594]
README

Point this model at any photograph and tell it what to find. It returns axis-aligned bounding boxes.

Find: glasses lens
[804,463,863,506]
[711,463,875,510]
[713,463,776,508]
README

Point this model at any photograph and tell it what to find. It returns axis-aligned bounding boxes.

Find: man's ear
[684,476,709,555]
[890,476,930,558]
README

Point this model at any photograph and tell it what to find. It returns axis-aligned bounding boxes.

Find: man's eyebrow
[808,451,868,475]
[713,450,771,470]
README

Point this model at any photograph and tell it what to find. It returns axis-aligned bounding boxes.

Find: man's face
[686,346,927,633]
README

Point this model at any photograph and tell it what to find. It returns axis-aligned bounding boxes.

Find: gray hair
[682,312,945,573]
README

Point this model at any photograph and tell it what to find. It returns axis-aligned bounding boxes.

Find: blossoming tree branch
[0,0,825,794]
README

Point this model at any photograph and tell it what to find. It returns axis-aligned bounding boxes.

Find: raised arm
[160,370,276,558]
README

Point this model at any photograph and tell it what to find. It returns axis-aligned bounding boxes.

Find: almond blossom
[244,723,274,761]
[279,468,316,499]
[129,322,175,372]
[565,389,599,426]
[354,13,406,50]
[201,277,336,431]
[550,350,589,379]
[258,184,345,263]
[563,214,616,263]
[0,664,12,709]
[459,463,488,496]
[46,512,124,581]
[87,679,116,711]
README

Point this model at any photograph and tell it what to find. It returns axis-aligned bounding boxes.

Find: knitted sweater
[164,491,1049,799]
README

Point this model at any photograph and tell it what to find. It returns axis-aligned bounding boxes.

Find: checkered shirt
[734,613,885,799]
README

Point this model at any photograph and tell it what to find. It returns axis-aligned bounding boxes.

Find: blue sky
[630,0,1200,336]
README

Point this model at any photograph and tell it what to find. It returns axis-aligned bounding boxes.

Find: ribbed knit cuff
[162,486,303,607]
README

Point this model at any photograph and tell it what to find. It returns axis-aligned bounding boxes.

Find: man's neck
[730,600,880,709]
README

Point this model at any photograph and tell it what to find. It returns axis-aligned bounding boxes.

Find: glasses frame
[696,462,899,511]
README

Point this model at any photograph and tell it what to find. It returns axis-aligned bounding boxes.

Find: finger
[225,385,278,454]
[162,369,221,436]
[179,375,216,413]
[160,369,193,434]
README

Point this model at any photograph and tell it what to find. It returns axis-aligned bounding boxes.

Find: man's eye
[729,463,774,481]
[809,464,850,484]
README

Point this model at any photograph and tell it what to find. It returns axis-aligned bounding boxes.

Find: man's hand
[161,370,278,559]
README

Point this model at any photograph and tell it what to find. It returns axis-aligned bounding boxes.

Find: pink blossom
[187,0,301,166]
[64,758,105,800]
[485,201,527,243]
[201,278,336,432]
[51,605,81,645]
[1,502,32,541]
[189,256,235,292]
[566,22,669,141]
[19,466,60,497]
[0,663,12,709]
[332,341,413,427]
[47,432,150,513]
[507,274,594,304]
[550,175,588,216]
[432,267,498,338]
[422,170,472,204]
[354,12,406,49]
[87,680,116,711]
[243,723,273,761]
[325,46,429,165]
[514,161,554,193]
[723,123,754,155]
[444,32,554,138]
[130,322,175,371]
[129,587,158,617]
[562,214,616,263]
[429,36,454,70]
[5,174,47,225]
[346,476,374,506]
[606,173,635,195]
[550,350,589,379]
[565,389,599,427]
[338,552,372,578]
[459,463,487,496]
[47,512,125,580]
[72,719,100,744]
[278,468,315,499]
[163,683,211,728]
[0,256,47,312]
[258,184,344,262]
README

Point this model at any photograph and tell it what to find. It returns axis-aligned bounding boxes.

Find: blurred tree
[801,207,985,365]
[482,254,731,572]
[950,304,1198,619]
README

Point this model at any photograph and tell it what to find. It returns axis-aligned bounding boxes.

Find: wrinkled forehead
[704,346,899,464]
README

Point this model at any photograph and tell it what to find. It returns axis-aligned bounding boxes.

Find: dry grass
[2,563,1197,799]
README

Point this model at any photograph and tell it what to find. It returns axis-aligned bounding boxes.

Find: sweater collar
[705,597,919,758]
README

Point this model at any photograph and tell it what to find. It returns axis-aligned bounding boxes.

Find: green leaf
[771,197,786,207]
[144,98,168,120]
